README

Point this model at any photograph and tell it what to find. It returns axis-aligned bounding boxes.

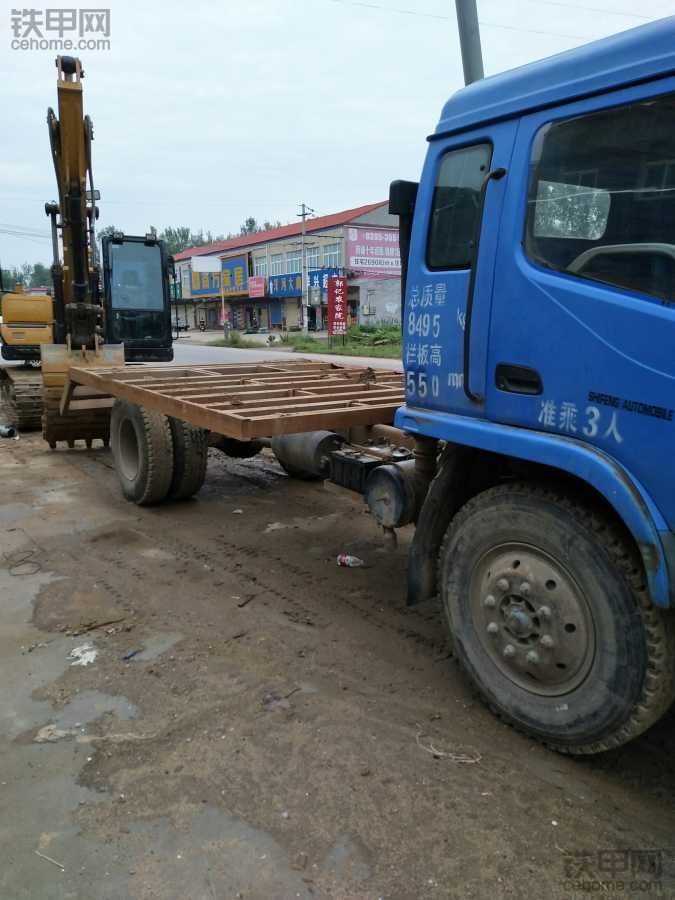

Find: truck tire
[168,418,208,500]
[439,483,675,754]
[110,400,174,505]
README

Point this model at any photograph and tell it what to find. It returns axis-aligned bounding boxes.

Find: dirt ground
[1,432,674,900]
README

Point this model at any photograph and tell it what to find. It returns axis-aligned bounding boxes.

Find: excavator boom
[46,55,101,349]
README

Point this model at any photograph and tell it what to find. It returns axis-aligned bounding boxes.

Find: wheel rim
[469,542,596,696]
[118,418,140,481]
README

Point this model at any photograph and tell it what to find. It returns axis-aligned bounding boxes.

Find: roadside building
[171,202,400,331]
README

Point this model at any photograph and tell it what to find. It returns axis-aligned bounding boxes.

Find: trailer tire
[168,418,208,500]
[110,400,174,506]
[439,483,675,754]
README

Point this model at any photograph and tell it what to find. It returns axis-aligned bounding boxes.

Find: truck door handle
[495,363,543,395]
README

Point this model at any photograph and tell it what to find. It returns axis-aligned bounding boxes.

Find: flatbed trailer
[61,359,404,439]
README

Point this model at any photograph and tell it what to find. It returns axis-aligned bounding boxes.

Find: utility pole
[297,202,314,334]
[454,0,484,85]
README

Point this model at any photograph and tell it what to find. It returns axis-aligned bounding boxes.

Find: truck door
[486,85,675,529]
[404,121,517,417]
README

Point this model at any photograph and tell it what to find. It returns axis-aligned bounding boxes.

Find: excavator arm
[41,55,123,448]
[45,55,101,349]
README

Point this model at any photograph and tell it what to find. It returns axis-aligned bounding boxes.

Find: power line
[537,0,650,19]
[323,0,650,40]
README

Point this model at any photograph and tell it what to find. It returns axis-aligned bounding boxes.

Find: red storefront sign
[248,275,266,298]
[327,276,348,336]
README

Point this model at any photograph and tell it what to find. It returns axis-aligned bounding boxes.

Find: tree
[240,217,258,235]
[97,224,118,243]
[159,226,199,256]
[30,262,52,288]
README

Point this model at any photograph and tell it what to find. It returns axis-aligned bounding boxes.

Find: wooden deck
[63,359,405,440]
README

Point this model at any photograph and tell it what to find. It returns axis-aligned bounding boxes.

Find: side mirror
[389,180,419,326]
[389,180,418,217]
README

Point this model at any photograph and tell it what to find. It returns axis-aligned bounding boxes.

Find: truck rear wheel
[110,400,174,505]
[168,418,208,500]
[439,483,675,754]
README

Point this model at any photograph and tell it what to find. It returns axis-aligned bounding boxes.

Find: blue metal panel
[435,17,675,138]
[485,75,675,533]
[270,301,282,326]
[403,120,517,416]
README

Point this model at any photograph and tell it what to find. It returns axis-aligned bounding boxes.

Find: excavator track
[0,367,44,431]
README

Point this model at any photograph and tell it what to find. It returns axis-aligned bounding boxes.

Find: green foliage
[1,262,52,291]
[252,325,402,359]
[30,262,52,288]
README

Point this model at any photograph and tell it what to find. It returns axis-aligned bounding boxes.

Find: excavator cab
[101,233,173,362]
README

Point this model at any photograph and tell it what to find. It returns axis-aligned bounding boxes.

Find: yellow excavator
[0,55,173,443]
[0,283,52,429]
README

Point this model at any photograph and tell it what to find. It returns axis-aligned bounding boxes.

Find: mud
[0,433,674,899]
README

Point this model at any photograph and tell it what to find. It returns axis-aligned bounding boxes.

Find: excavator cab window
[109,242,164,311]
[101,235,173,362]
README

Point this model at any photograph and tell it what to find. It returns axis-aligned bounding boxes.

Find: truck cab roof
[435,16,675,139]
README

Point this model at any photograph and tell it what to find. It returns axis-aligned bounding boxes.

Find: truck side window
[525,93,675,304]
[427,143,492,270]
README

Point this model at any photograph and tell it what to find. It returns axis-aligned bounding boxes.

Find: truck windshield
[109,243,164,311]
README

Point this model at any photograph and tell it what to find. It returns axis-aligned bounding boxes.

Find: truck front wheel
[440,483,675,754]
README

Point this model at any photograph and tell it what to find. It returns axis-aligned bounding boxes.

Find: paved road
[171,340,403,370]
[0,340,402,371]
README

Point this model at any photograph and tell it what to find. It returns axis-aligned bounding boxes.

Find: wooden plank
[66,361,404,440]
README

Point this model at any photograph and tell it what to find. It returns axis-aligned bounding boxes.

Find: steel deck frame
[62,359,405,439]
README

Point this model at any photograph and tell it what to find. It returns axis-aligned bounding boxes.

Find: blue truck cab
[389,17,675,753]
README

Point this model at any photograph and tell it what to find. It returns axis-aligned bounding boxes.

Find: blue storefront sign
[268,268,343,298]
[307,267,342,293]
[221,254,248,295]
[190,254,249,297]
[269,273,302,297]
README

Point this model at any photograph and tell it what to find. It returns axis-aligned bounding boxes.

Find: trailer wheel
[168,418,208,500]
[439,483,675,754]
[110,400,174,505]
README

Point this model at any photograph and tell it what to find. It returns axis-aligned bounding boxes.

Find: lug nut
[526,650,540,665]
[540,634,555,649]
[519,581,531,597]
[538,606,552,620]
[497,578,510,592]
[484,594,496,609]
[503,644,516,658]
[486,622,499,635]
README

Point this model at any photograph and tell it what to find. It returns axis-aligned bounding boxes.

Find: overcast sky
[1,0,672,267]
